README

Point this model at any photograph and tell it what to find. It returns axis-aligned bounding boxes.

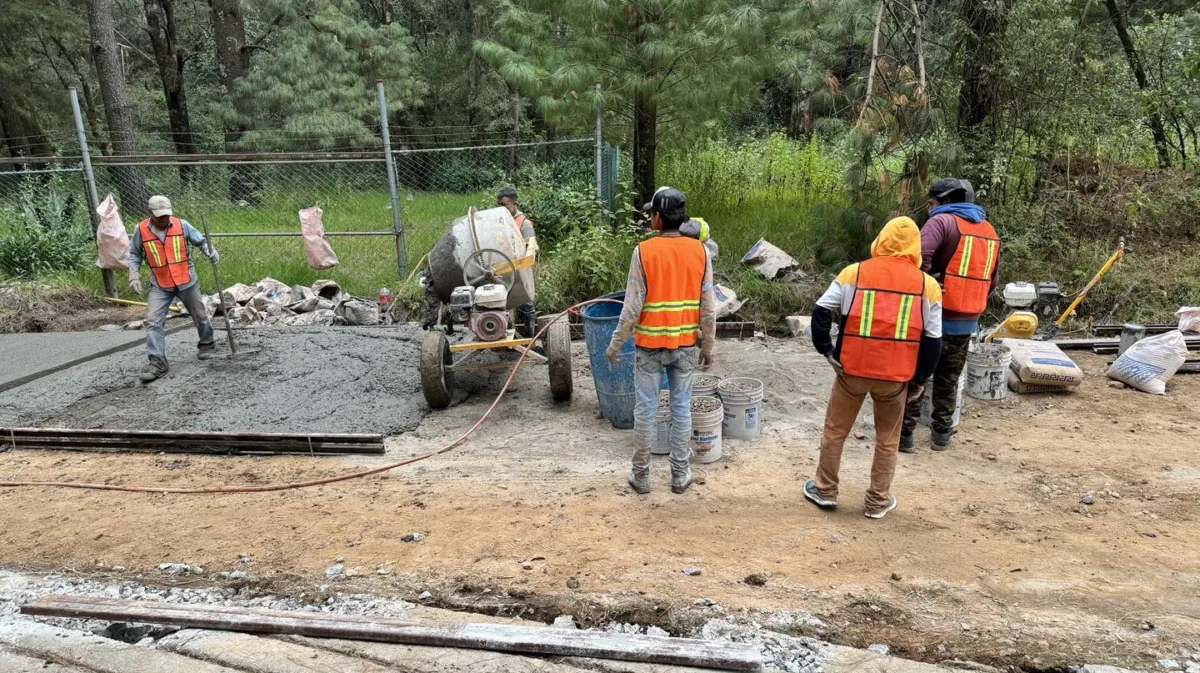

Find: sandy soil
[0,335,1197,670]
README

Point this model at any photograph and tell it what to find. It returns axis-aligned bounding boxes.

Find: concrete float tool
[201,214,260,360]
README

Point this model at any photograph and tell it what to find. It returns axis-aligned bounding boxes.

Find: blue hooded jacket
[929,203,987,223]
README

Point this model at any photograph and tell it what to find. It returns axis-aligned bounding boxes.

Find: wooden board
[22,596,761,672]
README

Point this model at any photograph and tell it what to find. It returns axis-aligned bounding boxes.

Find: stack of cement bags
[1000,339,1084,393]
[204,277,379,327]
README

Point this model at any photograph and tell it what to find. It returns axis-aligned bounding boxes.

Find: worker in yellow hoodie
[804,217,943,519]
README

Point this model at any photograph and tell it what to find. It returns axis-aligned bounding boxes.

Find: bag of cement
[95,194,131,270]
[1106,330,1188,395]
[291,285,316,302]
[299,206,338,270]
[221,282,259,306]
[256,277,292,305]
[203,293,224,317]
[336,297,379,326]
[312,279,342,300]
[1007,370,1073,394]
[227,305,261,325]
[714,284,744,319]
[1002,339,1083,387]
[741,238,798,280]
[284,309,336,327]
[1178,306,1200,333]
[288,296,320,313]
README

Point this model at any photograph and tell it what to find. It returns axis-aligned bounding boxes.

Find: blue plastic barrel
[582,292,636,429]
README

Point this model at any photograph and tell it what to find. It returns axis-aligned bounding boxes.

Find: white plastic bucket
[690,396,723,463]
[717,377,764,440]
[652,391,672,455]
[966,343,1012,401]
[693,374,721,398]
[919,369,965,428]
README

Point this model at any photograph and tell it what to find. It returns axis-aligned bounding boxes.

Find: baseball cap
[148,195,173,217]
[928,178,972,202]
[643,187,688,220]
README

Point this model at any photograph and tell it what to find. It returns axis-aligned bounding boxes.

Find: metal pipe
[71,87,117,298]
[206,231,396,238]
[377,80,407,280]
[201,214,239,355]
[595,83,603,205]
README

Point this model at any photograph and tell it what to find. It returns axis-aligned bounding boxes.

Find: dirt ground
[0,334,1197,670]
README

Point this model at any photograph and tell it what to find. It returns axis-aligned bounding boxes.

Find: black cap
[497,187,518,202]
[643,187,688,220]
[928,178,972,202]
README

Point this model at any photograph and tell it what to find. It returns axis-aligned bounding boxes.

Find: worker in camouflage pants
[901,334,970,447]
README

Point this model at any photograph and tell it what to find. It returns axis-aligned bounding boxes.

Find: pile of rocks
[203,278,381,328]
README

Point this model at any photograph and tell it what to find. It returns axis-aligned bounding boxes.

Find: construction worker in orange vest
[900,178,1000,452]
[497,187,538,338]
[805,217,943,520]
[607,187,716,495]
[127,195,220,383]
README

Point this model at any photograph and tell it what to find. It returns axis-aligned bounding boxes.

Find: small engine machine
[450,283,511,342]
[986,281,1067,342]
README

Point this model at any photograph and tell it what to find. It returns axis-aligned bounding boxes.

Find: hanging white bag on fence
[1177,306,1200,333]
[1106,330,1189,395]
[95,194,131,270]
[299,206,338,270]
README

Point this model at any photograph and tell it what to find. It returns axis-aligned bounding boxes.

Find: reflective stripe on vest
[139,217,192,289]
[840,257,925,382]
[635,236,707,350]
[943,216,999,314]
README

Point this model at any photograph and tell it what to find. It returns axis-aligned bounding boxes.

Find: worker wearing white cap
[127,195,220,382]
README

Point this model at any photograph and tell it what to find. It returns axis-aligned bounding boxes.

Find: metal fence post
[71,87,117,297]
[594,83,603,207]
[376,80,407,280]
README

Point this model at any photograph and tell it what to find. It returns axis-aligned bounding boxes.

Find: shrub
[535,223,644,311]
[0,225,91,278]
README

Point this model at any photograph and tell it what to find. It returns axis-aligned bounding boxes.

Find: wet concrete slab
[0,331,146,394]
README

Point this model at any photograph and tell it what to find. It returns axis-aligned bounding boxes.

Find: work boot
[671,467,694,494]
[628,470,650,495]
[139,357,168,383]
[899,432,915,454]
[516,306,537,339]
[197,342,216,360]
[931,429,955,451]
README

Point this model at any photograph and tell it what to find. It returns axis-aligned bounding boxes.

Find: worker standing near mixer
[127,195,220,383]
[900,178,1001,452]
[805,217,943,520]
[497,187,538,338]
[607,187,716,495]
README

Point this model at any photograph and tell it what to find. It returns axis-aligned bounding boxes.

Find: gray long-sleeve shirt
[608,234,717,354]
[128,219,211,290]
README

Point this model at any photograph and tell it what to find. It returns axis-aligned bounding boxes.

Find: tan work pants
[814,373,908,511]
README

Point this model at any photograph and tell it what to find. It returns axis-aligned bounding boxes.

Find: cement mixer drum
[427,207,535,309]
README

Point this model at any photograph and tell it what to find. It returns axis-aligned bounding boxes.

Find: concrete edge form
[0,618,239,673]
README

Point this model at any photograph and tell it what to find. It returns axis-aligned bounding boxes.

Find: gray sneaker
[931,429,955,451]
[628,470,650,494]
[865,495,898,519]
[671,467,694,494]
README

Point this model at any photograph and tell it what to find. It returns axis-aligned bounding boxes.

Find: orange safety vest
[514,213,532,231]
[942,216,999,314]
[635,236,707,350]
[840,257,925,382]
[139,217,192,289]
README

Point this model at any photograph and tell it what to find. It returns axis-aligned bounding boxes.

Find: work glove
[699,348,715,371]
[825,354,845,376]
[906,383,925,404]
[128,272,143,297]
[207,247,221,265]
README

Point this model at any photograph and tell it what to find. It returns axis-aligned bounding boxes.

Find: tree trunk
[506,90,520,171]
[1103,0,1171,169]
[632,93,658,208]
[207,0,260,202]
[87,0,149,212]
[0,92,54,161]
[145,0,196,185]
[958,0,1012,134]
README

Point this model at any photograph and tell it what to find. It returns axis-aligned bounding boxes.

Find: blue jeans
[633,347,697,475]
[146,281,214,363]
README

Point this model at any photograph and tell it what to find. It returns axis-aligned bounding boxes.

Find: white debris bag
[713,284,744,320]
[741,239,799,280]
[1002,339,1083,387]
[1177,307,1200,334]
[1106,330,1189,395]
[299,206,339,270]
[336,297,380,326]
[95,194,131,270]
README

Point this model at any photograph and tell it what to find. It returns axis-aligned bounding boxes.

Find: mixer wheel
[546,320,573,403]
[420,330,454,409]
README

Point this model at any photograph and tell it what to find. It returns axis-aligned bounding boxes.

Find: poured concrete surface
[0,331,145,394]
[0,619,238,673]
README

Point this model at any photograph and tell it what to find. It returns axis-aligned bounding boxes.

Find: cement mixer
[420,206,572,409]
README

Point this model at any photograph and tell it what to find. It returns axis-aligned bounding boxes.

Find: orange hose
[0,300,620,495]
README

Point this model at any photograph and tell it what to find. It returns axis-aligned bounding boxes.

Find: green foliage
[429,160,506,194]
[536,224,644,312]
[0,179,91,279]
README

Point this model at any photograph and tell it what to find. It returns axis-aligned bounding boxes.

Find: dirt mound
[0,283,139,333]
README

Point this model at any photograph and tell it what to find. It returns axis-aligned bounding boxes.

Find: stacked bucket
[650,374,764,464]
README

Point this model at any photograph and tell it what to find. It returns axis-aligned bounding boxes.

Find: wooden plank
[450,338,534,353]
[22,596,761,672]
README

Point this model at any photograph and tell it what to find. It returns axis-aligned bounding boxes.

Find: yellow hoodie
[830,216,942,307]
